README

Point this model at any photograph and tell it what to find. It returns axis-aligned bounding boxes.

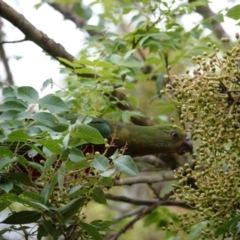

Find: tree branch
[0,1,75,62]
[106,193,192,209]
[0,18,14,85]
[114,171,175,186]
[106,199,192,240]
[0,1,154,126]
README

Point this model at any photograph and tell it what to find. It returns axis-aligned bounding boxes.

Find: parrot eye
[171,131,179,139]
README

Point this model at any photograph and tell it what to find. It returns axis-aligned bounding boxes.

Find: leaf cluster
[0,83,138,239]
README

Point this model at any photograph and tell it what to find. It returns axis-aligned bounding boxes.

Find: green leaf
[7,129,28,142]
[59,198,86,220]
[47,173,58,200]
[22,191,45,203]
[0,147,13,157]
[37,223,49,240]
[0,110,19,121]
[80,222,102,240]
[69,185,82,195]
[27,161,43,173]
[113,155,138,176]
[0,100,27,112]
[0,179,13,193]
[122,57,140,68]
[69,148,86,162]
[1,211,41,224]
[58,163,65,193]
[39,94,69,113]
[99,169,116,177]
[92,187,107,204]
[65,160,90,171]
[37,139,62,154]
[226,4,240,20]
[0,200,11,211]
[124,49,136,60]
[7,195,49,211]
[2,87,16,98]
[110,54,122,65]
[32,112,60,128]
[93,60,116,68]
[43,154,57,173]
[3,172,35,187]
[216,216,240,236]
[58,57,74,67]
[74,68,95,74]
[144,211,160,227]
[211,13,224,23]
[98,177,114,187]
[73,124,105,144]
[93,155,109,171]
[41,78,53,92]
[17,86,39,103]
[0,157,17,170]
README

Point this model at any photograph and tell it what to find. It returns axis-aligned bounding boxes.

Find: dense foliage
[1,0,240,239]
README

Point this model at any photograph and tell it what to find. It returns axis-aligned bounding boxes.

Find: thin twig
[105,194,192,209]
[0,37,27,44]
[114,171,175,186]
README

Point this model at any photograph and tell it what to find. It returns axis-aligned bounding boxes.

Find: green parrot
[84,118,193,156]
[2,116,192,157]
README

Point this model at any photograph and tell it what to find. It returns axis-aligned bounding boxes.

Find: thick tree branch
[114,171,175,186]
[0,2,74,62]
[0,1,75,62]
[189,0,229,39]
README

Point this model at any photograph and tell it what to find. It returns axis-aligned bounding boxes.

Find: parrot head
[155,125,193,155]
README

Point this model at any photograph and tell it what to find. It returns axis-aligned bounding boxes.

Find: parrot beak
[177,136,193,155]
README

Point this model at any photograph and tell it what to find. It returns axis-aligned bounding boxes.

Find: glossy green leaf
[98,177,114,187]
[32,112,60,128]
[226,4,240,20]
[69,148,86,162]
[0,200,11,212]
[17,86,39,103]
[92,187,107,204]
[0,157,17,170]
[41,78,53,92]
[0,100,27,112]
[22,191,45,203]
[2,87,16,98]
[65,160,90,171]
[7,129,28,142]
[0,147,13,157]
[0,179,13,193]
[3,172,34,187]
[59,198,86,220]
[58,162,65,193]
[73,124,105,144]
[43,154,57,173]
[37,139,62,154]
[99,169,116,177]
[39,94,69,113]
[1,211,41,224]
[113,155,138,176]
[80,222,102,240]
[93,155,109,171]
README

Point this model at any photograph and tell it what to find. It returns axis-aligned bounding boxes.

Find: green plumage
[86,118,192,156]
